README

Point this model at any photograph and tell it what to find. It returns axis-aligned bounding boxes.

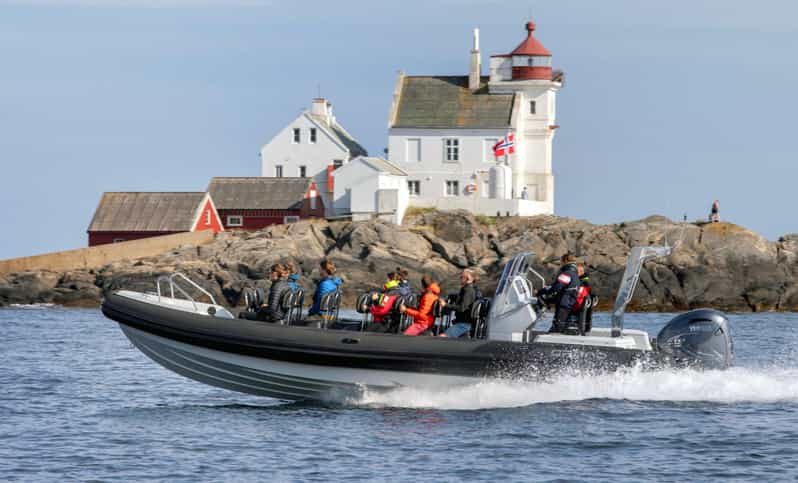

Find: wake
[356,366,798,410]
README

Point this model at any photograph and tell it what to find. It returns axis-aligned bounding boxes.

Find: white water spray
[356,367,798,410]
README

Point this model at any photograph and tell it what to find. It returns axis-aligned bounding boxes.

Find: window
[299,165,307,178]
[408,180,420,196]
[309,128,317,144]
[406,138,421,162]
[484,138,499,162]
[275,165,283,177]
[309,189,317,210]
[333,159,343,169]
[529,100,536,115]
[445,180,460,196]
[205,210,211,225]
[227,215,243,227]
[482,180,490,198]
[284,216,300,224]
[444,139,459,162]
[292,128,300,143]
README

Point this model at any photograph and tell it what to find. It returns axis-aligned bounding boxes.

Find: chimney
[311,98,332,125]
[469,28,481,91]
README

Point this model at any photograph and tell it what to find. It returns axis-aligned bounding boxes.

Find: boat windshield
[492,252,534,318]
[610,245,672,337]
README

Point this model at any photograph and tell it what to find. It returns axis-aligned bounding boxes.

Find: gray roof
[357,156,408,176]
[87,192,205,232]
[392,76,514,129]
[207,177,312,210]
[309,114,368,158]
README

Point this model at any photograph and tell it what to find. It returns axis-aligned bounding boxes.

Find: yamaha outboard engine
[656,309,733,369]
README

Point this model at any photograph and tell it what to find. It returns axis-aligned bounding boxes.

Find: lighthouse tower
[489,21,563,208]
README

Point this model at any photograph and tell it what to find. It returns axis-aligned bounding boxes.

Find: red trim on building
[218,185,325,230]
[89,231,182,246]
[511,66,553,81]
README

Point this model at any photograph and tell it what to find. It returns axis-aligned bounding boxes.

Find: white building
[332,156,409,225]
[260,98,367,216]
[387,20,564,216]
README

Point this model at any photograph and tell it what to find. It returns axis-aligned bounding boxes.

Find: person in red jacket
[399,275,441,336]
[366,273,403,332]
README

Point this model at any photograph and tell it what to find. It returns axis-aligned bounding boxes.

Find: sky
[1,0,797,259]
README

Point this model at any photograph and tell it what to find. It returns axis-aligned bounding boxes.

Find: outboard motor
[656,309,733,369]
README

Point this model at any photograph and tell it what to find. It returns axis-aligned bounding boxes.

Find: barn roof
[391,76,514,129]
[87,192,205,232]
[207,177,314,210]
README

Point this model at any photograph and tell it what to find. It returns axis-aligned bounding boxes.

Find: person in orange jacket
[399,275,442,336]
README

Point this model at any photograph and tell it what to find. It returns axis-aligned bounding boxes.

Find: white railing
[156,272,217,313]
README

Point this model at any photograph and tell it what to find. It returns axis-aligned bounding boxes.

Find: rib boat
[101,246,733,402]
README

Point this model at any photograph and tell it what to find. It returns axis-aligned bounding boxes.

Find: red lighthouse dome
[509,21,553,81]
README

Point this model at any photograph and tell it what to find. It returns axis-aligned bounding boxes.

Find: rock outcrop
[2,211,796,312]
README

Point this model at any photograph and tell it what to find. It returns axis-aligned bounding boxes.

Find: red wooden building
[87,192,223,246]
[207,177,325,230]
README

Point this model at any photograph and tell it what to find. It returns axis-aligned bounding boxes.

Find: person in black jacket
[440,269,479,338]
[537,254,581,333]
[240,263,292,323]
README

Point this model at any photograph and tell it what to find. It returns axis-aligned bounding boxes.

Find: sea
[1,307,797,482]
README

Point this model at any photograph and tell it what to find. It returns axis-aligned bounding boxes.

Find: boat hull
[102,292,654,401]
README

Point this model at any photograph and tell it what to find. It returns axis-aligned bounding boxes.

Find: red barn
[87,192,223,246]
[207,177,325,230]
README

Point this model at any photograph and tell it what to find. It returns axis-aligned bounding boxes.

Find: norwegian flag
[492,133,515,158]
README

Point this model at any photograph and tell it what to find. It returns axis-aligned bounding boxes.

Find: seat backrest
[279,289,296,312]
[319,290,342,327]
[356,292,375,314]
[472,297,492,339]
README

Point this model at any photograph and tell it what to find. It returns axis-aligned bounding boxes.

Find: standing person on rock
[710,200,720,222]
[308,259,342,317]
[537,254,581,333]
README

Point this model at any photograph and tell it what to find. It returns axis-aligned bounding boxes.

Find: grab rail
[156,272,217,312]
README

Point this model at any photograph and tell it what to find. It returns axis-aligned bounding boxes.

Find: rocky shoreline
[2,211,797,312]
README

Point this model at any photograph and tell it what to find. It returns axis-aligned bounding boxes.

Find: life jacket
[404,282,441,328]
[572,276,591,313]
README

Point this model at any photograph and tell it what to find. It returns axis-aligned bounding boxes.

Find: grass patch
[475,215,498,226]
[404,206,438,217]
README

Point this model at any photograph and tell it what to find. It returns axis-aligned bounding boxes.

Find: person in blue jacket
[394,267,412,297]
[308,259,342,316]
[285,261,301,291]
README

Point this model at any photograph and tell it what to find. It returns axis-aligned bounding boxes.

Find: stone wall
[0,231,216,276]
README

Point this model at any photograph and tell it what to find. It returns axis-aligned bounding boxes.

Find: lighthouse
[489,21,563,207]
[387,19,563,217]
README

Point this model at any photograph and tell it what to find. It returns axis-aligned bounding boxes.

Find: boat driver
[537,254,581,333]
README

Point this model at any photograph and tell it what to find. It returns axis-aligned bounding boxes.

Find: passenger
[366,272,403,332]
[440,269,480,338]
[394,267,412,297]
[572,263,593,332]
[572,263,591,313]
[285,261,301,291]
[537,254,581,333]
[399,275,441,336]
[308,259,343,316]
[240,263,292,323]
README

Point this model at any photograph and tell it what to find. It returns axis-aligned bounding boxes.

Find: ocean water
[1,307,798,482]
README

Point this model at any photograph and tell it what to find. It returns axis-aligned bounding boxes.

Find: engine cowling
[656,309,733,369]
